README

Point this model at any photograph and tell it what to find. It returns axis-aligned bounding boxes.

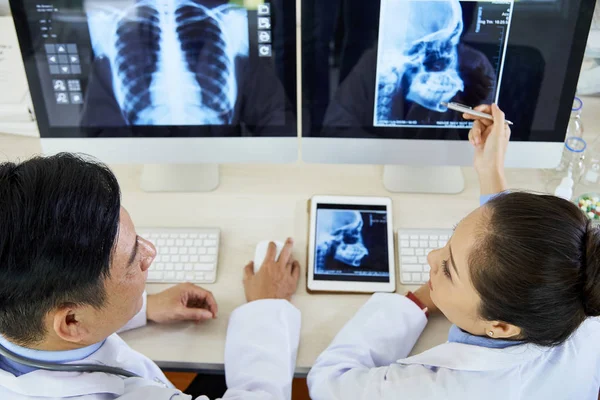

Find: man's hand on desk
[244,238,301,303]
[147,283,219,324]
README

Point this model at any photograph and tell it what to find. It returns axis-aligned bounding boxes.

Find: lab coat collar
[0,333,165,397]
[397,341,548,372]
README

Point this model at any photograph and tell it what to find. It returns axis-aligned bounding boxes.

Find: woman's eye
[442,260,452,279]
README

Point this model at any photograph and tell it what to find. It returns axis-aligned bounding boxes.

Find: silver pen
[441,102,514,126]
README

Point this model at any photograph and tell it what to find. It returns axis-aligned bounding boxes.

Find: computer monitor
[301,0,596,192]
[9,0,297,191]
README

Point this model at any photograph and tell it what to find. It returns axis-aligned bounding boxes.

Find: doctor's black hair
[0,153,121,345]
[469,192,600,347]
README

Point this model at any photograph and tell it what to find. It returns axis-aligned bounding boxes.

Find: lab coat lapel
[397,342,548,371]
[0,367,126,397]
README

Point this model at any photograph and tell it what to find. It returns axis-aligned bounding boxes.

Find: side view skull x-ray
[372,0,507,128]
[84,0,248,126]
[315,210,370,272]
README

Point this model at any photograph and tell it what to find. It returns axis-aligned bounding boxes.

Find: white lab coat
[308,293,600,400]
[0,294,301,400]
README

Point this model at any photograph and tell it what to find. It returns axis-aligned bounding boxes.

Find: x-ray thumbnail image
[374,0,512,128]
[84,0,250,126]
[315,209,389,274]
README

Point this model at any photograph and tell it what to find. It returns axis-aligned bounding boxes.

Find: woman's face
[428,206,521,339]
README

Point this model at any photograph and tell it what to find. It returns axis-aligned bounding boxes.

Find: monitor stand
[140,164,220,192]
[383,165,465,194]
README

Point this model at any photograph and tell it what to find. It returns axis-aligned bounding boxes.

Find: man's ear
[51,305,92,344]
[487,320,522,340]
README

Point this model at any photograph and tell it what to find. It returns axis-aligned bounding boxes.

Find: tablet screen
[314,204,390,283]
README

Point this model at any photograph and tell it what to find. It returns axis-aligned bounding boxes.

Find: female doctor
[307,104,600,400]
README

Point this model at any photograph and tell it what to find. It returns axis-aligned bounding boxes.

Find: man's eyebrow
[448,242,460,278]
[127,236,139,266]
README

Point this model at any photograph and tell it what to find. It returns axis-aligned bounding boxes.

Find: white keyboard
[397,229,451,285]
[139,228,220,284]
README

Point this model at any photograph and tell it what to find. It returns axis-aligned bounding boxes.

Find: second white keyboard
[397,229,451,285]
[139,228,220,284]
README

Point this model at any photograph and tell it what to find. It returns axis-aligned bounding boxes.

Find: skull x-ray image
[314,207,390,280]
[85,0,249,126]
[374,0,512,128]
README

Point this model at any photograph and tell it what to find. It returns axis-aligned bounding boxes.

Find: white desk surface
[1,99,599,375]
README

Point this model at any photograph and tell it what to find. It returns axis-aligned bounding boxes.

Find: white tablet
[307,195,396,293]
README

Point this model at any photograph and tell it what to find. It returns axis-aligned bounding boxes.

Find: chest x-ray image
[83,0,249,126]
[374,0,513,128]
[315,208,389,277]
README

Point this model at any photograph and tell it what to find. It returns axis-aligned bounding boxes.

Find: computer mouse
[253,240,285,273]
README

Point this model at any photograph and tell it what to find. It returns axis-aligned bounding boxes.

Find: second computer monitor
[10,0,297,164]
[301,0,596,168]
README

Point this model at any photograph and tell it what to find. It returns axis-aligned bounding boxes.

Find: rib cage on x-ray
[87,0,249,126]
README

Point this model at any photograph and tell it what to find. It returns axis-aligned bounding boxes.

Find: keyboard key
[400,248,415,256]
[198,248,207,255]
[400,234,409,239]
[171,255,180,263]
[200,255,216,263]
[190,255,199,262]
[189,248,198,255]
[165,271,176,280]
[425,248,433,255]
[185,239,193,246]
[440,235,449,240]
[420,241,428,248]
[418,256,427,264]
[419,235,428,240]
[190,233,198,238]
[169,234,178,239]
[209,233,218,239]
[415,249,424,256]
[157,239,166,246]
[402,273,412,282]
[160,233,169,238]
[411,273,421,281]
[205,272,216,281]
[175,263,184,271]
[195,272,205,281]
[169,247,178,255]
[181,234,188,239]
[167,239,175,246]
[439,240,447,247]
[184,264,193,271]
[176,239,184,246]
[185,273,195,281]
[204,239,217,247]
[155,263,165,271]
[403,264,422,272]
[163,255,171,262]
[181,255,190,262]
[180,247,188,255]
[421,273,430,282]
[429,241,438,248]
[410,240,419,247]
[193,239,203,247]
[410,235,418,240]
[194,263,214,271]
[430,235,438,240]
[199,234,208,239]
[148,271,163,280]
[424,265,431,273]
[166,263,174,270]
[401,256,418,264]
[400,240,410,247]
[207,248,217,255]
[176,271,185,281]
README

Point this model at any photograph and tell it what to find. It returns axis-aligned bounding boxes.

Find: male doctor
[0,153,301,399]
